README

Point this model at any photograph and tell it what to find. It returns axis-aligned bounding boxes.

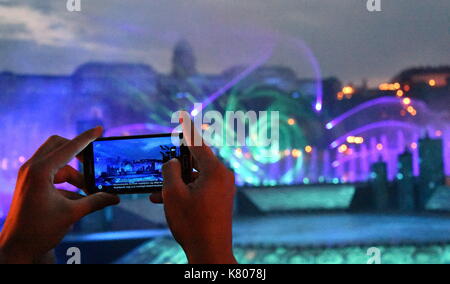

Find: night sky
[0,0,449,87]
[94,137,176,161]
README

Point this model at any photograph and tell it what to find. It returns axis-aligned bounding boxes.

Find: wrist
[0,245,34,264]
[187,251,237,264]
[183,239,237,264]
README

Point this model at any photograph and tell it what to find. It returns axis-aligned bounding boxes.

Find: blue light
[63,229,171,243]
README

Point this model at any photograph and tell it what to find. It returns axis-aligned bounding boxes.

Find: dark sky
[0,0,449,87]
[94,137,175,161]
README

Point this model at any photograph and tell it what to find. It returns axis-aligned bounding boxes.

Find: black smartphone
[82,133,192,194]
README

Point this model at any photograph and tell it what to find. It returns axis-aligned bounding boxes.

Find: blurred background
[0,0,449,264]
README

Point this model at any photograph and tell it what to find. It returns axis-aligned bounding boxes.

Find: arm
[150,116,238,264]
[0,127,120,264]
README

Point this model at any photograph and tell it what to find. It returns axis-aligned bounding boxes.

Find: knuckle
[27,161,38,170]
[48,135,61,142]
[18,159,51,183]
[26,161,49,177]
[18,163,37,180]
[18,162,31,175]
[26,163,40,175]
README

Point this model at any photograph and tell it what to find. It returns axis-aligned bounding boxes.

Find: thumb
[162,159,187,196]
[73,192,120,220]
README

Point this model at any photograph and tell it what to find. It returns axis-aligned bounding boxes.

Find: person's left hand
[0,127,120,264]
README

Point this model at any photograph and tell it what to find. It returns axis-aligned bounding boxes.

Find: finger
[162,159,188,195]
[57,190,84,200]
[54,165,85,189]
[32,135,69,160]
[72,192,120,220]
[180,114,218,171]
[33,135,85,166]
[49,127,103,169]
[75,152,84,163]
[149,192,163,204]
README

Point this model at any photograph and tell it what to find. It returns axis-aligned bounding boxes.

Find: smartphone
[83,133,192,194]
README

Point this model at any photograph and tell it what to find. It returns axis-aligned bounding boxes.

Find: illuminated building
[391,67,450,112]
[393,67,450,88]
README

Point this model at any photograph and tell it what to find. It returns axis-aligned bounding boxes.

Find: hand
[150,117,237,264]
[0,127,120,264]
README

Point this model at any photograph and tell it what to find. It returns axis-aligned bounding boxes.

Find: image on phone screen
[85,134,185,193]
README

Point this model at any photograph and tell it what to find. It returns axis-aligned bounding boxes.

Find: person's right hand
[150,117,237,264]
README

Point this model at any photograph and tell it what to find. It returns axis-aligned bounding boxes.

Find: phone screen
[89,134,183,193]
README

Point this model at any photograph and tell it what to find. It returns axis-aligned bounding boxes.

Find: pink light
[1,159,8,170]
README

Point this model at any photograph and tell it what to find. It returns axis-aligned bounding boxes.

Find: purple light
[191,37,324,115]
[326,97,421,130]
[191,45,274,116]
[292,39,323,113]
[332,161,340,168]
[330,120,420,149]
